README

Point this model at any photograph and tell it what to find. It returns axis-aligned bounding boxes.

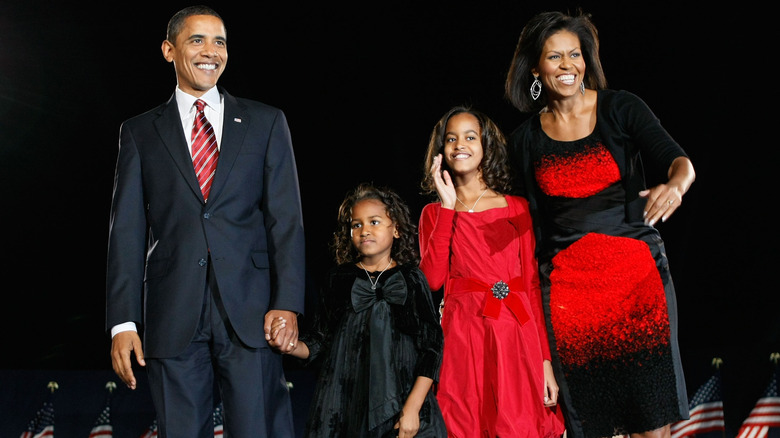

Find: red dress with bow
[419,195,564,438]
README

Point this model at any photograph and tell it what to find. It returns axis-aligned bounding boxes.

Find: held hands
[264,310,299,355]
[430,154,456,210]
[111,331,145,390]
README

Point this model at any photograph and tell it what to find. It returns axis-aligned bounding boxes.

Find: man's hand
[111,331,145,390]
[264,310,299,354]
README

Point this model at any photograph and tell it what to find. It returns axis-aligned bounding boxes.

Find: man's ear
[161,40,174,63]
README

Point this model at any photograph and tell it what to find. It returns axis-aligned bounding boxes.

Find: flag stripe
[20,399,55,438]
[738,425,769,438]
[33,425,54,438]
[89,424,113,437]
[737,366,779,438]
[670,371,724,438]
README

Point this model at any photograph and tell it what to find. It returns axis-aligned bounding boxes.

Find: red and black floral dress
[509,90,690,438]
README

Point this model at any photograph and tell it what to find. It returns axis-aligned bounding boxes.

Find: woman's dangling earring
[580,81,585,95]
[530,75,542,101]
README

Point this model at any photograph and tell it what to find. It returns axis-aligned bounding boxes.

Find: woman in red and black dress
[504,10,696,438]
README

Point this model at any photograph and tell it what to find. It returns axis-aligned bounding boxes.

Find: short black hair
[166,5,224,44]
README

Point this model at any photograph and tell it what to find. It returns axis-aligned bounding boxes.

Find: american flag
[737,355,780,438]
[213,401,224,437]
[671,366,725,438]
[138,419,157,438]
[19,399,55,438]
[136,403,223,438]
[88,397,113,438]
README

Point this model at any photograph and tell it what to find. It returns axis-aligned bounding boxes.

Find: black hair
[166,5,224,44]
[331,183,419,266]
[505,9,607,113]
[420,105,511,199]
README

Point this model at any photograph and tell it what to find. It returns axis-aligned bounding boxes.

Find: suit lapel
[154,95,204,200]
[151,90,248,204]
[207,89,248,204]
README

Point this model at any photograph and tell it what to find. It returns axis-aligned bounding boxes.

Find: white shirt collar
[175,86,221,116]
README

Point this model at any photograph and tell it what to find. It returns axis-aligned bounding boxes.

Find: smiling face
[533,30,586,99]
[350,198,398,264]
[442,112,484,179]
[161,14,227,97]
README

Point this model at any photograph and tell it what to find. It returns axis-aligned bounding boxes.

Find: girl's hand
[264,316,287,342]
[264,315,297,354]
[542,359,559,407]
[394,408,421,438]
[431,154,456,210]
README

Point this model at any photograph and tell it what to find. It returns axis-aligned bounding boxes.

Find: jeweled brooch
[491,280,509,300]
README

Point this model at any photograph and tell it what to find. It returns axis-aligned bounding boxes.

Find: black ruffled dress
[299,263,446,438]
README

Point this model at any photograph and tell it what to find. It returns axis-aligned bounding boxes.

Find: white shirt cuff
[111,322,138,338]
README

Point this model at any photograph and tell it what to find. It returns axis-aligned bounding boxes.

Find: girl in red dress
[418,106,565,438]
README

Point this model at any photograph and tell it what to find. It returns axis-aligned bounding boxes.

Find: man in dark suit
[106,5,304,437]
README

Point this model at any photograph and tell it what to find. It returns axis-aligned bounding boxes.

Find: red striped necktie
[191,99,219,201]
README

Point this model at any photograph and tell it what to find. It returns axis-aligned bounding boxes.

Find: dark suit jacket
[106,87,306,358]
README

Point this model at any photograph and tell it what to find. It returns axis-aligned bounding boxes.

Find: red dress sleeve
[418,203,456,291]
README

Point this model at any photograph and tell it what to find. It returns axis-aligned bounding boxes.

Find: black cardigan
[508,89,688,251]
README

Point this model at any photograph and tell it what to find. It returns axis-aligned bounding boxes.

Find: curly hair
[331,183,419,266]
[420,106,511,199]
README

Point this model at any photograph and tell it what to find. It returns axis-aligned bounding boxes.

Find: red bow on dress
[451,277,531,324]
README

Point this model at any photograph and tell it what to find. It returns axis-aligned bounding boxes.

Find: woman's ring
[667,199,674,205]
[289,342,294,347]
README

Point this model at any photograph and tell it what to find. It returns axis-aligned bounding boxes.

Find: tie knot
[194,99,206,112]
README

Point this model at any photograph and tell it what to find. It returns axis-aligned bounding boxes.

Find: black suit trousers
[146,261,296,438]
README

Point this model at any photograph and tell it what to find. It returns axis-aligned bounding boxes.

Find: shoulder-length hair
[420,106,511,198]
[505,9,608,113]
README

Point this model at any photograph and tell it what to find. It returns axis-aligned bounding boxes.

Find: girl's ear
[393,226,400,238]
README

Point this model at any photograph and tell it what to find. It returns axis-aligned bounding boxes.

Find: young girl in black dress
[269,183,446,438]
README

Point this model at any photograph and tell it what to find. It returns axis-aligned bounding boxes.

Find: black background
[1,1,776,434]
